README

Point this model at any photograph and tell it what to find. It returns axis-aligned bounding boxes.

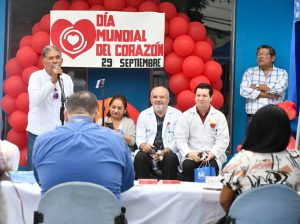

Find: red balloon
[146,0,160,4]
[164,36,173,56]
[19,35,32,48]
[123,6,138,11]
[5,57,24,77]
[176,90,195,112]
[4,76,27,98]
[211,89,224,109]
[16,46,38,67]
[188,22,206,42]
[22,66,39,84]
[159,2,177,21]
[9,110,28,132]
[6,129,27,149]
[165,20,169,35]
[32,22,41,34]
[70,1,90,10]
[39,14,50,33]
[173,35,195,57]
[211,78,223,91]
[177,12,190,23]
[104,0,125,10]
[36,55,44,69]
[164,52,184,75]
[205,36,214,48]
[203,61,222,83]
[31,31,50,54]
[126,0,144,8]
[88,0,104,6]
[182,55,204,78]
[1,95,17,115]
[19,147,27,168]
[193,41,212,62]
[168,17,189,38]
[139,1,158,12]
[169,73,190,95]
[190,76,210,92]
[16,92,29,113]
[52,0,71,10]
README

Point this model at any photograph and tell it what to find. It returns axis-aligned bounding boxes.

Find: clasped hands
[140,143,171,162]
[187,150,215,163]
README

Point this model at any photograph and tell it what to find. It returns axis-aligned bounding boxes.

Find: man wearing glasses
[240,45,288,127]
[26,45,74,170]
[134,86,182,180]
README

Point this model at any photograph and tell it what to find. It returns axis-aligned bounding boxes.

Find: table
[1,181,225,224]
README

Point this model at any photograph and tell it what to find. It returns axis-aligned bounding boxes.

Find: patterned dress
[220,149,300,194]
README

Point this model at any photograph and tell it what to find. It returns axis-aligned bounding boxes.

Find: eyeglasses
[256,52,270,57]
[53,88,59,99]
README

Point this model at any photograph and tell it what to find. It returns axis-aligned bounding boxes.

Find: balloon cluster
[2,0,224,166]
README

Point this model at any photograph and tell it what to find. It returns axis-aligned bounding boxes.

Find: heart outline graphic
[51,19,96,59]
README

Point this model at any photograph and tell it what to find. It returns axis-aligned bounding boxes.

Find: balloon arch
[2,0,224,167]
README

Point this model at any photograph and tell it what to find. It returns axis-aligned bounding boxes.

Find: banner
[50,11,165,68]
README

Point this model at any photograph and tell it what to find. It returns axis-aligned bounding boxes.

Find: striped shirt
[240,66,288,115]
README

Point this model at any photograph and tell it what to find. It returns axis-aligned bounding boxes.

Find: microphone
[53,64,62,76]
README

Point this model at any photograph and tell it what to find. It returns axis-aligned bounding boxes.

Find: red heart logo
[51,19,96,59]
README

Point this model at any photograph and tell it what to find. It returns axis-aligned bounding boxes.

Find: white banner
[50,10,165,68]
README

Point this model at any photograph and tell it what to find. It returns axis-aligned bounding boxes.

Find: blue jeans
[26,132,38,171]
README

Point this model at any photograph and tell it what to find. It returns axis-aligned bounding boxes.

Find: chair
[227,184,300,224]
[34,182,125,224]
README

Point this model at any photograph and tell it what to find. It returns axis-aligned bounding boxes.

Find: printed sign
[50,11,165,68]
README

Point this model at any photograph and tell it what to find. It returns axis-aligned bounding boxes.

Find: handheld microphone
[53,64,62,76]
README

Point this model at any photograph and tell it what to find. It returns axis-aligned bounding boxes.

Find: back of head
[66,91,98,116]
[242,105,291,153]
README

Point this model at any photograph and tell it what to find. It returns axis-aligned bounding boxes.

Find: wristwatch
[256,83,259,90]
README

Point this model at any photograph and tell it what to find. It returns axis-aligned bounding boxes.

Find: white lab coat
[175,105,229,171]
[136,106,182,160]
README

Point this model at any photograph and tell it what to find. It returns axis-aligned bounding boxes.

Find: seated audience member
[134,86,182,180]
[220,104,300,213]
[97,95,136,151]
[0,140,20,171]
[175,83,229,181]
[32,91,134,200]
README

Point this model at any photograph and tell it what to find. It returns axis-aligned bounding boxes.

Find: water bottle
[151,150,159,170]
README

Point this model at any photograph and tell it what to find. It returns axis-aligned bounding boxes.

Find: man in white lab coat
[175,83,229,182]
[134,86,182,180]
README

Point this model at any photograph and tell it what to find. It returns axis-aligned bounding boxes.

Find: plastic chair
[227,184,300,224]
[33,181,125,224]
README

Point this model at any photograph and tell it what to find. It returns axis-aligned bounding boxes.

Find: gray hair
[66,91,98,116]
[42,45,62,58]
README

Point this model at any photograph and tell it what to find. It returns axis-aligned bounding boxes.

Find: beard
[153,104,164,112]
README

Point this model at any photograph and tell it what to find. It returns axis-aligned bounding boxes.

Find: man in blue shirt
[32,91,134,200]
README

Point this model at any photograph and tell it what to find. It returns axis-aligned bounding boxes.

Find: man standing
[32,91,134,200]
[175,83,229,182]
[26,45,74,170]
[240,45,288,126]
[134,86,182,180]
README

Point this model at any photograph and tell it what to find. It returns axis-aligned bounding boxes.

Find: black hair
[242,105,291,153]
[194,83,213,97]
[257,45,276,57]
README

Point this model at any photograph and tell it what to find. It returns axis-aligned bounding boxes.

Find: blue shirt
[32,116,134,200]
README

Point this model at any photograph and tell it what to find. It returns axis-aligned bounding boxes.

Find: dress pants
[134,150,179,180]
[181,158,219,182]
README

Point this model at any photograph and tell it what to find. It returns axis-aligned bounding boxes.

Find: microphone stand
[101,84,105,127]
[58,75,66,125]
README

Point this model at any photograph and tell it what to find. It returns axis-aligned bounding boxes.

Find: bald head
[150,86,170,116]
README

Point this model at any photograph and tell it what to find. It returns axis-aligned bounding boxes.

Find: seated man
[134,86,182,180]
[32,91,134,200]
[175,83,229,182]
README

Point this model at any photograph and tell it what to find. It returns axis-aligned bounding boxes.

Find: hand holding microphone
[51,64,62,84]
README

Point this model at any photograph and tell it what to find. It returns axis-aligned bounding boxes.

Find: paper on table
[9,171,36,184]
